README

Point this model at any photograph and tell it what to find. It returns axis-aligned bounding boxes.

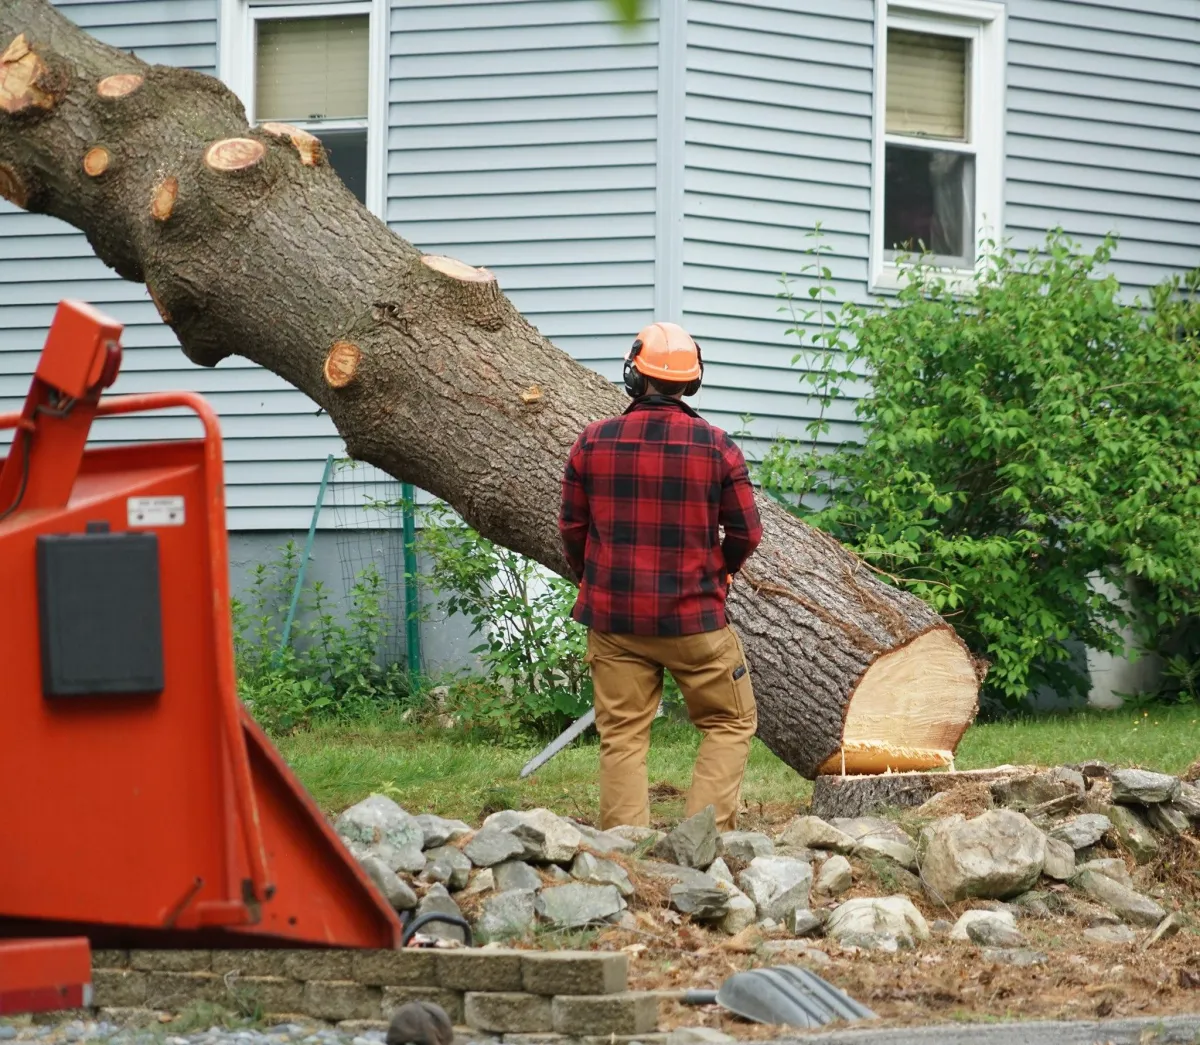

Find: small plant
[416,503,591,735]
[233,540,419,733]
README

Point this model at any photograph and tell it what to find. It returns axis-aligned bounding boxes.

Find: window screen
[886,29,968,141]
[255,15,369,122]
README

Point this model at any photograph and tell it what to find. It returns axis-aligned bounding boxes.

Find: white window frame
[870,0,1006,293]
[218,0,388,219]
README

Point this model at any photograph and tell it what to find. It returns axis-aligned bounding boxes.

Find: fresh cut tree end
[421,254,495,283]
[817,627,978,776]
[83,146,109,176]
[260,122,321,166]
[205,137,265,172]
[1,35,54,113]
[0,162,27,207]
[96,72,142,98]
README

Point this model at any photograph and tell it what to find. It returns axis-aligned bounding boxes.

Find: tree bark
[0,1,983,779]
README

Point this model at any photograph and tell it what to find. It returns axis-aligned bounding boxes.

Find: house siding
[679,0,1200,460]
[387,0,660,385]
[0,0,346,531]
[1,0,1198,530]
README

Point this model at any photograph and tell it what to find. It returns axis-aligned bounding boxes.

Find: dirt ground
[589,798,1200,1034]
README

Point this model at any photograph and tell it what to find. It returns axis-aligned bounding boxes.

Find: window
[871,0,1005,289]
[219,1,386,215]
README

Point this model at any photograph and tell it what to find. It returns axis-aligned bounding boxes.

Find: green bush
[760,230,1200,712]
[233,541,418,733]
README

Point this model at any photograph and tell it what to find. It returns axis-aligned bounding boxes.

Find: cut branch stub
[324,341,361,389]
[420,254,506,331]
[421,254,496,283]
[151,175,178,221]
[0,34,54,113]
[205,137,265,172]
[82,146,109,177]
[0,162,27,208]
[96,73,143,99]
[260,122,321,166]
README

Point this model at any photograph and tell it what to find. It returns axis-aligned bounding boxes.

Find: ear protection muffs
[623,338,647,398]
[683,339,704,397]
[622,336,705,398]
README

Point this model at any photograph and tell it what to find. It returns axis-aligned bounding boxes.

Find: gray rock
[776,816,856,854]
[760,941,832,965]
[1045,766,1087,793]
[931,919,954,935]
[1075,858,1132,888]
[829,817,913,846]
[1084,924,1137,945]
[920,810,1046,902]
[813,854,853,897]
[1041,836,1076,881]
[464,828,526,868]
[786,908,825,937]
[335,794,426,873]
[545,864,572,883]
[571,851,634,897]
[415,883,466,942]
[1107,805,1159,864]
[535,882,624,928]
[706,857,734,885]
[359,854,418,911]
[719,830,774,861]
[966,918,1025,949]
[415,813,471,849]
[950,909,1017,942]
[494,860,542,894]
[762,879,813,923]
[982,948,1047,967]
[651,805,718,869]
[669,882,731,921]
[1174,781,1200,818]
[825,896,930,950]
[570,820,637,854]
[1049,813,1112,850]
[1110,768,1181,806]
[854,836,918,871]
[1011,891,1053,919]
[607,825,666,846]
[1146,803,1190,836]
[736,856,813,914]
[774,844,818,862]
[485,808,583,864]
[636,861,713,889]
[461,868,495,896]
[476,888,536,941]
[1073,868,1166,927]
[718,883,758,935]
[422,845,472,890]
[991,770,1081,810]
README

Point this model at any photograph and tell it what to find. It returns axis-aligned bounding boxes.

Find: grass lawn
[278,704,1198,822]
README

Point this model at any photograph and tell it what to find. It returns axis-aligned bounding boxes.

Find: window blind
[255,15,369,123]
[886,29,968,141]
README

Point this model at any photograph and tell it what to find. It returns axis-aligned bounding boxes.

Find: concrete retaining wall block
[353,950,439,988]
[464,992,554,1034]
[91,970,148,1009]
[381,986,465,1025]
[551,994,658,1036]
[131,952,213,973]
[285,952,356,982]
[437,951,525,993]
[211,952,291,978]
[302,981,383,1022]
[521,953,628,997]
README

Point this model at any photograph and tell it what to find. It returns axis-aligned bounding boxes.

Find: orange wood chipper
[0,301,403,1015]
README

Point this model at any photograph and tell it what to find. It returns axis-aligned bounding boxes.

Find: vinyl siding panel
[0,0,345,530]
[387,0,659,365]
[1004,0,1200,300]
[682,0,876,457]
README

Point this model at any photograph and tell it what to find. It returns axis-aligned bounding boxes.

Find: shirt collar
[623,394,702,419]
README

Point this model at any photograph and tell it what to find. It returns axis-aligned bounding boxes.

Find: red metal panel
[0,939,90,1015]
[0,305,401,950]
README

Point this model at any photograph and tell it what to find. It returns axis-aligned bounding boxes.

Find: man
[558,322,763,832]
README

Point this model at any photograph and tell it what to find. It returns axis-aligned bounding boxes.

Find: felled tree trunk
[0,1,983,778]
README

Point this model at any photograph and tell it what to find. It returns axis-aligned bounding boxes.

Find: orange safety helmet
[623,322,704,398]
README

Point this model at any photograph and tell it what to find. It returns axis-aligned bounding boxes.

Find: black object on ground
[683,965,877,1029]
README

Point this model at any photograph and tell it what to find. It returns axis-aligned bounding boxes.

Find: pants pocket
[716,627,754,722]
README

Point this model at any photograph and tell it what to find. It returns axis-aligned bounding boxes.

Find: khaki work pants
[586,626,757,833]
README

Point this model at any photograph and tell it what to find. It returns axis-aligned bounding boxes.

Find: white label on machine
[127,496,186,527]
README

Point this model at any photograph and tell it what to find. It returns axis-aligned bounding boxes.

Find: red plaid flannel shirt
[558,397,763,636]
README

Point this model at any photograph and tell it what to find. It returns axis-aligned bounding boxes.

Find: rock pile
[335,761,1199,956]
